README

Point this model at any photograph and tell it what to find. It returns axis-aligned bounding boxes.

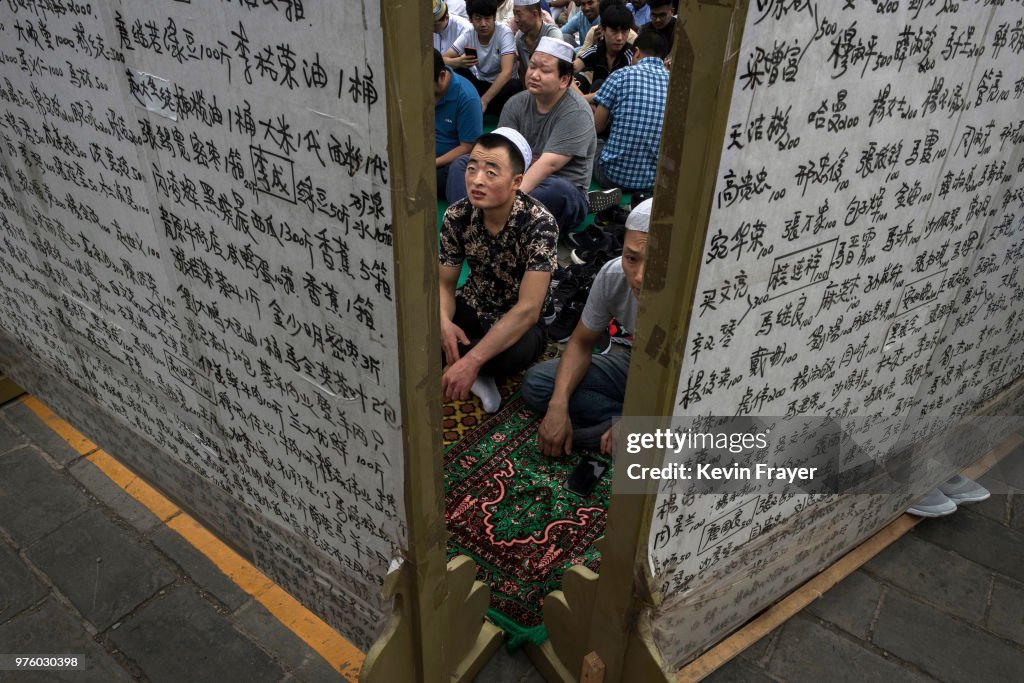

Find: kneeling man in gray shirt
[522,199,652,455]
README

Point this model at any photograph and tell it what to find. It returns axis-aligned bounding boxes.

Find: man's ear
[511,172,524,190]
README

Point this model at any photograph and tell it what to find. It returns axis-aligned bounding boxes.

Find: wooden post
[581,652,606,683]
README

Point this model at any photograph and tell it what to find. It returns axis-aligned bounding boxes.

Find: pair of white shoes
[907,474,991,517]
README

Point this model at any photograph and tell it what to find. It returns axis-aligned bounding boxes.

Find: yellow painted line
[88,449,182,523]
[22,395,98,455]
[20,395,365,680]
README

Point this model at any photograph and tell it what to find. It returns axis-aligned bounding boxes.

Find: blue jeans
[445,154,588,235]
[521,351,630,427]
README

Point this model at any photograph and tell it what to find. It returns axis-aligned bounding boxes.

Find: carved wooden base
[525,565,667,683]
[360,555,503,682]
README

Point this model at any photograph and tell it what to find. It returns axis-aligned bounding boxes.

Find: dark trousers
[454,68,522,118]
[449,298,546,378]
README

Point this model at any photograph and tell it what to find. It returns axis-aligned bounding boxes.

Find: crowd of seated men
[433,0,676,457]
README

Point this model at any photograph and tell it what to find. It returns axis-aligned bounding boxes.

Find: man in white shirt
[433,0,473,55]
[444,0,522,116]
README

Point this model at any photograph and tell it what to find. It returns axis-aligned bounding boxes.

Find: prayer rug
[443,389,612,648]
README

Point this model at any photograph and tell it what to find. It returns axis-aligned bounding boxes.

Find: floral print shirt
[440,192,558,326]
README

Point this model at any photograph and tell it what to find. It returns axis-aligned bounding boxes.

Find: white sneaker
[907,489,957,517]
[939,474,991,504]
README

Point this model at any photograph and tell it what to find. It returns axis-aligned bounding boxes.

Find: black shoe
[567,224,621,253]
[630,190,653,209]
[588,188,622,214]
[608,317,633,347]
[542,298,557,325]
[594,205,630,227]
[570,244,619,267]
[547,289,589,342]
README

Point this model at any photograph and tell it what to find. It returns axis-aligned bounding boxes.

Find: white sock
[471,375,501,413]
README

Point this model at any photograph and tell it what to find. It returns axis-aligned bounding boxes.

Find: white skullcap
[512,0,540,5]
[535,36,574,64]
[625,198,653,233]
[491,127,533,169]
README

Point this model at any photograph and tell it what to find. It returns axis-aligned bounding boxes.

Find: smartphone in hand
[564,456,607,497]
[464,46,477,60]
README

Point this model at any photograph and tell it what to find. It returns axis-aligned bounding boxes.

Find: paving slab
[737,628,778,667]
[1010,493,1024,532]
[67,458,162,533]
[986,576,1024,647]
[766,615,932,683]
[473,647,543,683]
[0,446,91,548]
[3,403,83,466]
[109,586,282,683]
[0,598,130,682]
[25,509,176,630]
[804,570,883,640]
[148,526,250,612]
[0,541,47,624]
[872,589,1024,683]
[959,492,1010,525]
[766,615,933,683]
[911,511,1024,584]
[0,414,26,456]
[233,599,336,674]
[291,653,347,683]
[704,656,778,683]
[863,534,992,623]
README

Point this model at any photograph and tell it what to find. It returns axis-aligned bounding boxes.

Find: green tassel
[486,608,548,652]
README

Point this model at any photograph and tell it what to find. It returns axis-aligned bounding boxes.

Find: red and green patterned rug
[443,389,612,649]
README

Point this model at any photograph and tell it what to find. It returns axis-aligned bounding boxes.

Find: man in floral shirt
[439,128,558,412]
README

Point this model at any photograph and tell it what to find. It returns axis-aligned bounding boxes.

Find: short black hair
[601,4,634,31]
[599,0,625,13]
[634,31,667,58]
[473,132,525,175]
[557,58,573,80]
[433,49,446,81]
[648,0,673,9]
[467,0,498,18]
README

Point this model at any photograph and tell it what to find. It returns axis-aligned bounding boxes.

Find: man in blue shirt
[434,49,483,196]
[628,0,650,27]
[591,32,668,191]
[561,0,600,46]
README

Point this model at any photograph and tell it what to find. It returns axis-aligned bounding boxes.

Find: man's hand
[442,356,481,402]
[440,319,470,366]
[451,54,478,69]
[600,425,615,456]
[538,409,574,458]
[480,95,490,112]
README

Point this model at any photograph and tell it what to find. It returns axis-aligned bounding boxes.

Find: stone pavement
[0,399,345,683]
[705,444,1024,683]
[1,392,1022,683]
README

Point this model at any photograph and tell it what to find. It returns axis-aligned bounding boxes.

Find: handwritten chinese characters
[652,0,1024,669]
[0,0,402,650]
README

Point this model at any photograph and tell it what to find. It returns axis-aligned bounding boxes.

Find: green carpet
[443,393,612,650]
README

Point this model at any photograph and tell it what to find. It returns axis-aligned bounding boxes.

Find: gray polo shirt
[498,88,596,191]
[581,257,638,334]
